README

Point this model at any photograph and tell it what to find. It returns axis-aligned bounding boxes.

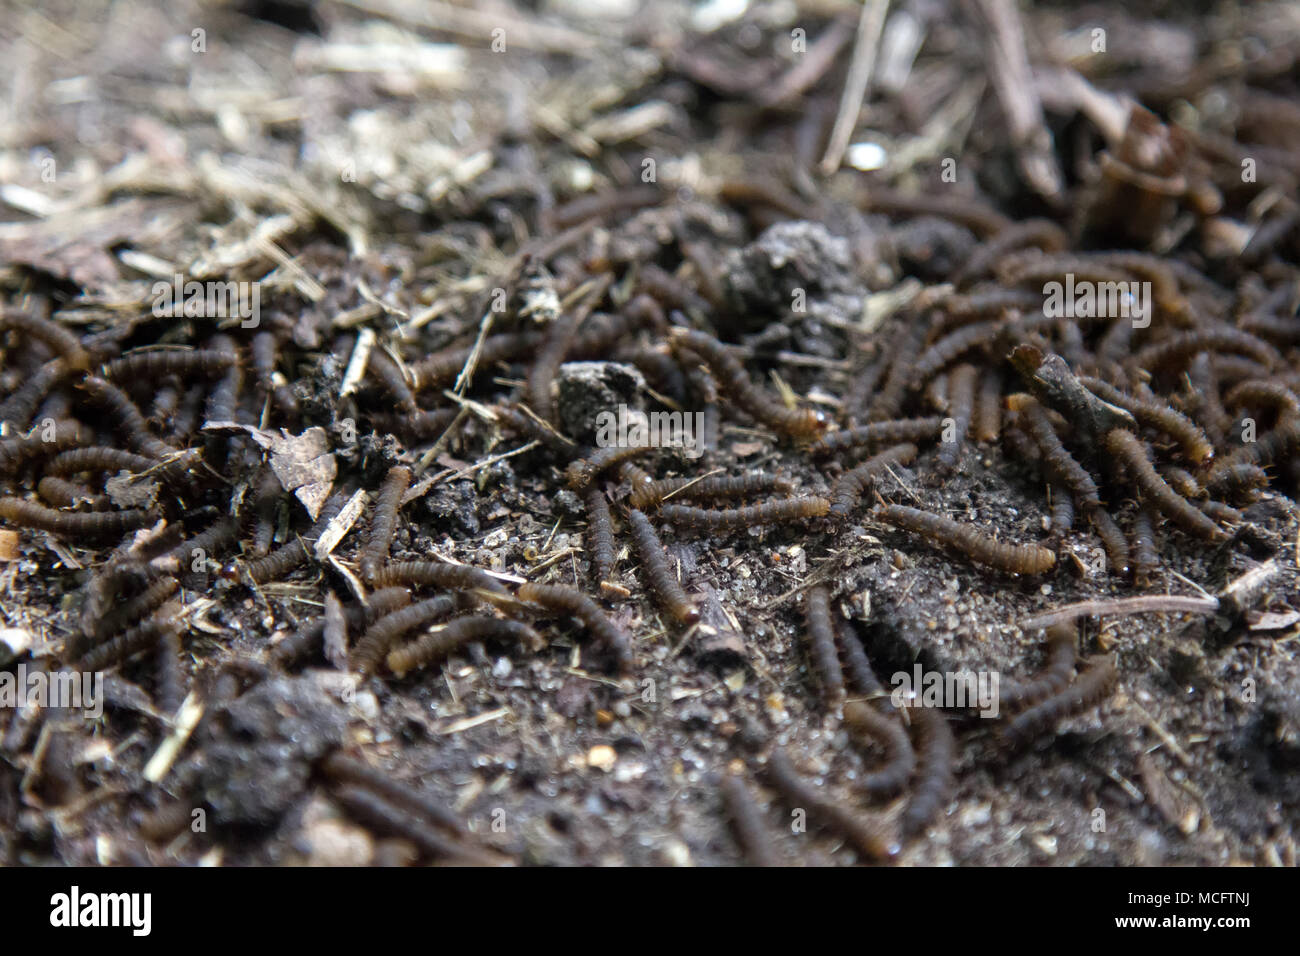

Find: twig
[1020,595,1219,631]
[819,0,890,176]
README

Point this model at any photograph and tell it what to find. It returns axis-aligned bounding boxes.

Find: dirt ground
[2,0,1300,866]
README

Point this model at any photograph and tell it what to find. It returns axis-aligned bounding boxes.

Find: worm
[1186,353,1230,445]
[900,706,956,840]
[0,311,90,370]
[762,749,897,860]
[872,504,1056,575]
[940,287,1044,327]
[551,186,662,230]
[360,465,411,583]
[364,347,416,413]
[998,623,1077,712]
[626,471,794,510]
[1129,509,1161,585]
[617,346,688,403]
[860,185,1010,236]
[203,335,243,425]
[657,496,830,530]
[350,594,458,676]
[79,375,177,459]
[829,443,916,518]
[411,331,543,392]
[250,331,298,420]
[75,613,178,671]
[37,476,108,511]
[0,497,150,538]
[242,493,348,584]
[973,368,1003,442]
[1086,505,1130,577]
[1134,328,1281,374]
[320,751,467,836]
[0,359,74,430]
[936,363,977,471]
[270,588,413,669]
[807,417,944,457]
[527,275,611,425]
[1009,397,1100,508]
[718,772,779,867]
[1204,463,1269,502]
[1079,377,1214,464]
[668,328,826,438]
[1208,418,1300,476]
[843,701,916,800]
[515,582,633,673]
[43,446,159,477]
[912,319,1002,383]
[1199,499,1242,524]
[868,317,929,421]
[834,619,883,697]
[1161,466,1204,499]
[626,509,698,625]
[0,420,93,474]
[583,486,616,585]
[330,784,504,865]
[565,444,651,490]
[92,575,181,643]
[386,614,542,677]
[803,586,845,709]
[1049,484,1075,535]
[154,625,186,716]
[102,348,236,383]
[1223,380,1300,419]
[159,516,239,572]
[369,559,509,596]
[953,219,1068,288]
[370,407,460,441]
[1002,656,1119,750]
[841,350,887,425]
[1103,429,1225,540]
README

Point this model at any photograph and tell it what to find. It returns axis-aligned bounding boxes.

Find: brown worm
[1129,509,1161,585]
[92,575,181,643]
[626,471,794,510]
[79,375,177,460]
[900,706,956,840]
[1009,396,1101,508]
[1049,484,1074,535]
[0,359,74,429]
[998,623,1077,713]
[973,368,1003,442]
[364,347,416,413]
[0,419,93,474]
[360,465,411,584]
[0,311,90,371]
[386,614,542,677]
[75,613,178,671]
[859,185,1010,236]
[834,619,883,697]
[953,219,1069,288]
[411,330,543,392]
[37,476,109,511]
[762,749,898,861]
[937,363,977,470]
[830,443,917,518]
[1002,656,1119,750]
[657,496,830,530]
[1086,504,1130,576]
[1223,379,1300,419]
[351,595,458,676]
[668,328,827,438]
[1133,328,1281,373]
[1079,377,1214,464]
[912,319,1004,382]
[565,444,651,490]
[329,785,505,865]
[154,626,186,715]
[872,504,1056,575]
[0,497,150,538]
[843,701,916,800]
[369,559,510,596]
[1204,462,1269,501]
[626,509,698,625]
[718,772,779,867]
[102,348,236,383]
[515,582,633,673]
[1103,429,1225,540]
[803,586,845,709]
[320,751,468,836]
[807,417,944,457]
[868,317,929,421]
[43,446,159,477]
[202,335,243,425]
[583,486,616,585]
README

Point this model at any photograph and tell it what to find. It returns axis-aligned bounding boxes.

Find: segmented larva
[1223,380,1300,419]
[1133,328,1281,373]
[515,582,633,673]
[1002,656,1118,750]
[1103,429,1225,540]
[718,772,779,867]
[803,586,845,709]
[1049,485,1075,535]
[1161,466,1204,499]
[834,618,883,697]
[843,701,916,800]
[952,219,1068,288]
[829,443,917,517]
[872,504,1056,575]
[320,751,467,837]
[1204,463,1269,502]
[860,185,1010,236]
[0,311,90,371]
[37,476,108,511]
[998,623,1077,713]
[627,509,698,625]
[44,446,158,477]
[1086,504,1130,576]
[528,278,611,425]
[360,465,411,584]
[565,444,651,490]
[242,493,348,584]
[370,407,460,440]
[154,626,186,716]
[667,328,827,438]
[1186,353,1229,445]
[102,348,235,382]
[911,319,1001,382]
[996,250,1139,292]
[411,331,544,392]
[1199,499,1242,524]
[203,335,243,425]
[1209,418,1300,477]
[658,496,830,530]
[868,317,929,421]
[92,575,180,642]
[973,369,1003,443]
[75,613,178,671]
[1010,396,1100,508]
[386,614,541,677]
[617,345,688,403]
[0,497,150,538]
[840,350,886,425]
[626,471,795,510]
[0,420,93,474]
[940,287,1044,327]
[762,748,897,860]
[351,594,458,676]
[937,363,977,470]
[0,359,74,429]
[157,516,238,572]
[583,486,616,585]
[369,559,509,596]
[1129,510,1160,585]
[900,705,956,840]
[79,375,177,459]
[1078,377,1214,464]
[329,785,503,865]
[807,417,944,457]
